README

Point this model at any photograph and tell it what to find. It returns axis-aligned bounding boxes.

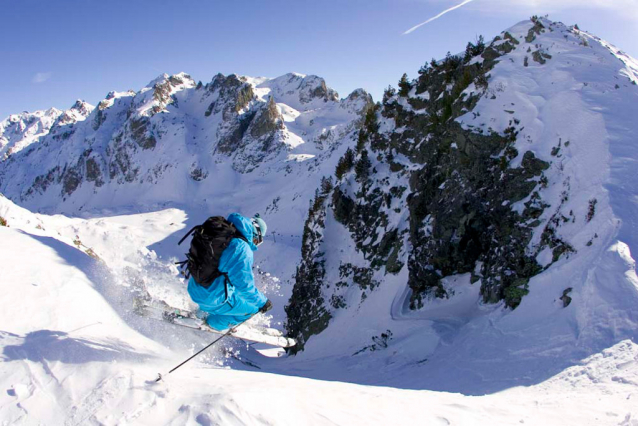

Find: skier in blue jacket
[187,213,271,331]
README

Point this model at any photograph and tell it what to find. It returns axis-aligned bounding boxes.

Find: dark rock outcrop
[286,20,567,350]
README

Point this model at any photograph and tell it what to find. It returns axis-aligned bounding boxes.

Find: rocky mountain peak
[70,100,93,116]
[54,100,94,127]
[144,73,171,89]
[250,96,284,139]
[340,88,374,115]
[257,73,339,111]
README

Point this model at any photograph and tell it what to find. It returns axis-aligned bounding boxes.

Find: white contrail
[403,0,475,35]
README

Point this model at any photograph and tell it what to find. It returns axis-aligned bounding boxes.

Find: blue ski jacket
[187,213,268,318]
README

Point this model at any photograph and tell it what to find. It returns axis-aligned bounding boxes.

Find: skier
[185,213,272,332]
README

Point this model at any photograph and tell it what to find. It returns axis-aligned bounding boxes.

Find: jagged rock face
[251,97,284,139]
[285,181,333,351]
[404,130,550,307]
[205,73,253,119]
[0,72,371,211]
[212,74,286,168]
[285,17,627,349]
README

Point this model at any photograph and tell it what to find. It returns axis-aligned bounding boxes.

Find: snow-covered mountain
[0,100,93,161]
[1,16,638,424]
[0,72,371,214]
[285,16,638,390]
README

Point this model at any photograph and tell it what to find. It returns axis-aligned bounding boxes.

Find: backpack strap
[234,230,249,244]
[176,225,204,279]
[213,234,245,301]
[220,272,231,302]
[175,259,190,279]
[178,225,201,246]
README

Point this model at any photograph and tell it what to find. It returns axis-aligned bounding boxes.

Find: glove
[195,310,208,320]
[259,299,273,313]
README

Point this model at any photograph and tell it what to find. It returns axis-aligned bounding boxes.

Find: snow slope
[2,198,637,425]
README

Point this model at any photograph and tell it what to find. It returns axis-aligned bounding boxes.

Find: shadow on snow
[1,329,149,364]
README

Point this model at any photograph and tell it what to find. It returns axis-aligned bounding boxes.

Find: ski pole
[155,313,257,382]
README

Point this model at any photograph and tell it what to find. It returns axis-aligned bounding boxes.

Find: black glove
[259,299,273,313]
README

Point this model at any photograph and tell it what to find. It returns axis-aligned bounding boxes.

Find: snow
[0,102,93,160]
[2,207,637,424]
[286,153,315,162]
[1,17,638,425]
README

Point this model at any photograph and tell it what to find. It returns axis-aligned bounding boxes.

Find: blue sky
[1,0,637,119]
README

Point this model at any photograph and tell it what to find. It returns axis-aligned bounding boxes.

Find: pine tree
[398,73,411,97]
[363,105,379,134]
[464,42,475,63]
[355,150,371,181]
[475,73,489,91]
[335,148,355,180]
[320,176,334,194]
[382,86,396,104]
[418,62,430,76]
[473,35,485,56]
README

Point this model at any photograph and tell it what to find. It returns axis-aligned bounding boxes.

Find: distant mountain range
[0,71,371,213]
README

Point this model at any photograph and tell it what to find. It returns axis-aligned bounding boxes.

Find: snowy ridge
[579,28,638,86]
[0,100,93,160]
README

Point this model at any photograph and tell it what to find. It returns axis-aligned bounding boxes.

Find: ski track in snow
[1,18,638,425]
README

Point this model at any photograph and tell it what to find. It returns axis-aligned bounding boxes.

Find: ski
[133,298,297,348]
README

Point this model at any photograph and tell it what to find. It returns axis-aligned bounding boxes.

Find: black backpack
[177,216,248,297]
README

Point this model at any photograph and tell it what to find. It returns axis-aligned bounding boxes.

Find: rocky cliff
[285,17,638,351]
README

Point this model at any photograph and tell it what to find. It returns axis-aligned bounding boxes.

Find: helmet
[251,215,267,246]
